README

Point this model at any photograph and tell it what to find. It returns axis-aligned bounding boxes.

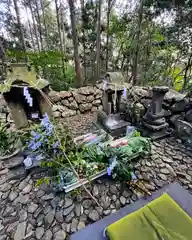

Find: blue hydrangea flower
[107,167,111,176]
[131,172,137,183]
[53,141,59,149]
[40,113,53,135]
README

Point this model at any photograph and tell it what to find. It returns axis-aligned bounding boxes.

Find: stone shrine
[142,86,171,139]
[0,63,52,128]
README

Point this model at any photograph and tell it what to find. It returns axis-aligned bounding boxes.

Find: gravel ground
[64,112,98,136]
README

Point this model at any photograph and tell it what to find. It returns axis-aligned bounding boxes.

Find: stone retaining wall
[48,86,103,118]
[125,86,192,141]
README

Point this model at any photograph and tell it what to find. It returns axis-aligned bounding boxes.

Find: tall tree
[55,0,65,76]
[95,0,102,81]
[28,0,41,52]
[132,0,144,85]
[34,0,44,51]
[13,0,28,61]
[106,0,115,71]
[68,0,82,87]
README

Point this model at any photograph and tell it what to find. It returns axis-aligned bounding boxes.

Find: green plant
[0,122,18,156]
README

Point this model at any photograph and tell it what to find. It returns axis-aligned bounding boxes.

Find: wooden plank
[70,182,192,240]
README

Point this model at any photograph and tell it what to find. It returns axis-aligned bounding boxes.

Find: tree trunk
[183,53,192,91]
[24,5,36,51]
[13,0,28,62]
[80,0,87,83]
[40,0,49,50]
[55,0,65,77]
[132,0,144,85]
[34,0,44,51]
[95,0,102,82]
[29,0,41,52]
[68,0,82,87]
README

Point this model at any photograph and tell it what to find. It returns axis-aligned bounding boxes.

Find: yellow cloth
[106,193,192,240]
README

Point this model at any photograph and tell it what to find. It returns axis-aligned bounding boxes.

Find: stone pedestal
[142,86,171,140]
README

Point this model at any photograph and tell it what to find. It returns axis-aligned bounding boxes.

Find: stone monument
[97,72,130,137]
[142,86,171,139]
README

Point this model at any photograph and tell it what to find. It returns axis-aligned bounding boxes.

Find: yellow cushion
[106,193,192,240]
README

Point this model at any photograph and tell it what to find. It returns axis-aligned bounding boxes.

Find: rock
[9,191,18,201]
[186,109,192,123]
[144,183,156,191]
[0,168,8,176]
[41,193,55,201]
[45,209,55,228]
[48,91,61,102]
[89,210,99,222]
[61,109,76,118]
[82,199,92,209]
[110,185,118,195]
[103,210,111,216]
[120,196,126,205]
[77,221,85,231]
[75,204,83,217]
[71,218,78,233]
[171,99,188,112]
[160,168,170,174]
[91,106,97,112]
[92,99,101,106]
[54,230,66,240]
[53,225,61,234]
[14,221,27,240]
[16,193,30,204]
[165,89,186,102]
[59,91,72,99]
[146,161,152,167]
[101,196,111,209]
[4,156,24,169]
[162,156,173,163]
[22,184,32,194]
[79,103,92,112]
[73,93,86,103]
[61,99,70,107]
[36,227,44,239]
[69,100,78,110]
[64,198,73,208]
[175,120,192,142]
[77,87,95,95]
[63,204,74,216]
[111,195,117,202]
[133,103,145,122]
[158,173,168,181]
[65,211,75,223]
[53,111,61,118]
[86,95,94,102]
[92,185,99,196]
[51,196,60,208]
[28,203,38,213]
[19,209,27,222]
[115,200,121,209]
[19,180,28,190]
[55,211,64,223]
[68,97,74,102]
[44,230,53,240]
[95,207,103,215]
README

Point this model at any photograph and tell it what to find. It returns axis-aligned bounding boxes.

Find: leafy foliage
[6,50,76,90]
[0,122,18,156]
